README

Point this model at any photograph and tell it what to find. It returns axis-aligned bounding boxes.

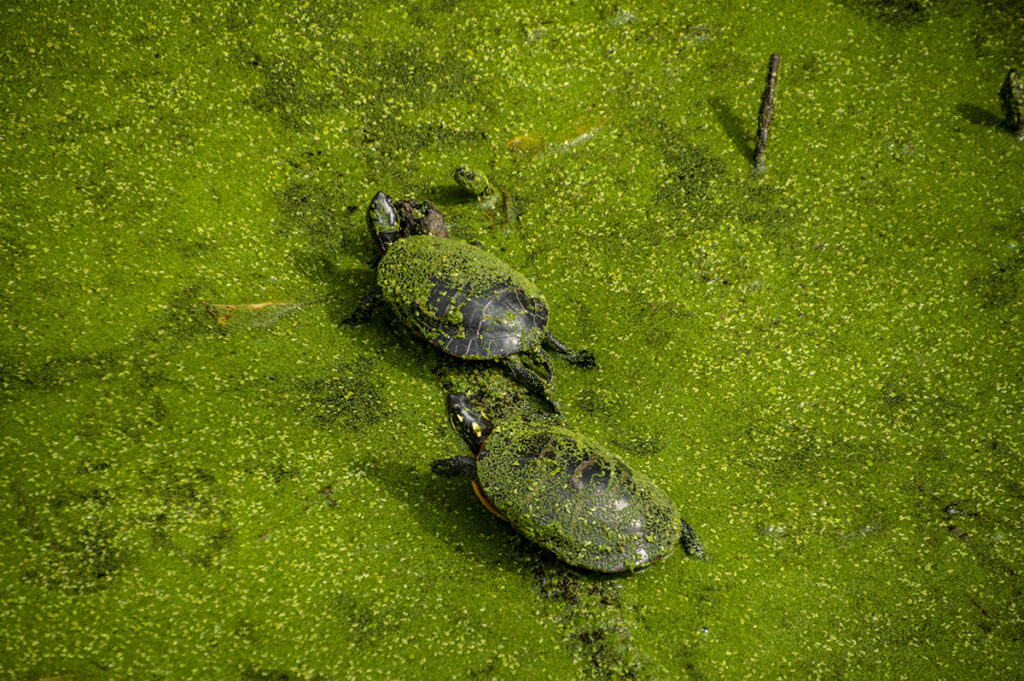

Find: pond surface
[2,1,1022,679]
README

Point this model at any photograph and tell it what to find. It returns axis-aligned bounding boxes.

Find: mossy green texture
[377,235,547,358]
[1,0,1023,679]
[477,422,682,573]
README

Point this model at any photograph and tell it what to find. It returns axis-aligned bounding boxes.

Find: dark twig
[753,53,781,173]
[1000,68,1024,141]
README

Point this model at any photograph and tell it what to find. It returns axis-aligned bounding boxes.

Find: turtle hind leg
[504,355,561,414]
[535,347,553,384]
[431,456,478,480]
[543,330,596,369]
[680,519,707,560]
[343,290,382,326]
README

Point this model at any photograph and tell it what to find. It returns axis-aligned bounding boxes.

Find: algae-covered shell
[377,235,549,359]
[476,421,682,572]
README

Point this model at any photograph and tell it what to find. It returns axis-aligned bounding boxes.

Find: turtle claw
[568,349,596,369]
[680,519,706,560]
[543,331,596,369]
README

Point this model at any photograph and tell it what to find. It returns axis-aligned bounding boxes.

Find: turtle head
[454,166,493,198]
[446,392,494,451]
[367,191,401,255]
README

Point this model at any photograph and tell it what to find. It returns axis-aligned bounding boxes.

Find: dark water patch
[360,118,487,156]
[0,222,27,263]
[751,492,895,558]
[687,242,748,289]
[529,554,654,681]
[240,456,298,486]
[957,102,1004,129]
[573,387,622,419]
[740,423,876,487]
[19,657,110,681]
[353,40,487,176]
[738,182,796,236]
[142,464,216,505]
[836,0,931,27]
[970,211,1024,310]
[277,177,356,255]
[358,117,489,183]
[787,51,826,87]
[75,458,114,475]
[363,40,479,109]
[876,371,922,426]
[329,590,392,649]
[159,284,224,341]
[881,378,909,409]
[872,368,962,430]
[914,477,1024,573]
[222,0,257,33]
[623,297,695,350]
[2,283,219,409]
[291,255,373,327]
[173,234,218,258]
[274,142,368,280]
[357,457,520,571]
[138,463,236,568]
[0,347,171,444]
[0,348,115,397]
[14,483,130,594]
[0,353,78,398]
[241,667,330,681]
[297,357,388,431]
[406,0,463,19]
[655,141,728,212]
[971,263,1022,310]
[246,53,338,132]
[144,510,234,568]
[708,97,753,164]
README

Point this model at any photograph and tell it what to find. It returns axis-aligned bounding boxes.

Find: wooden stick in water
[754,54,781,173]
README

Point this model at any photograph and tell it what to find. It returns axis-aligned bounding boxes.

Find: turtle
[454,166,514,226]
[454,166,497,207]
[346,191,595,409]
[433,391,705,572]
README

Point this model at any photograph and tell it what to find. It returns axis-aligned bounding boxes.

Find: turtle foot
[568,349,596,369]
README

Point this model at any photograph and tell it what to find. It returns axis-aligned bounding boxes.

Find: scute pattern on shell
[377,236,548,359]
[476,422,682,572]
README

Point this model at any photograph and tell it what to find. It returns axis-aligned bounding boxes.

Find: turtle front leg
[431,456,479,480]
[543,330,596,369]
[343,290,382,326]
[504,355,560,413]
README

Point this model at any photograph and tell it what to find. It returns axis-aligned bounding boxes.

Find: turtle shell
[377,236,548,359]
[475,422,682,572]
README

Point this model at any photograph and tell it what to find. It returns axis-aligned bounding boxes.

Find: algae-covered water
[2,0,1023,679]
